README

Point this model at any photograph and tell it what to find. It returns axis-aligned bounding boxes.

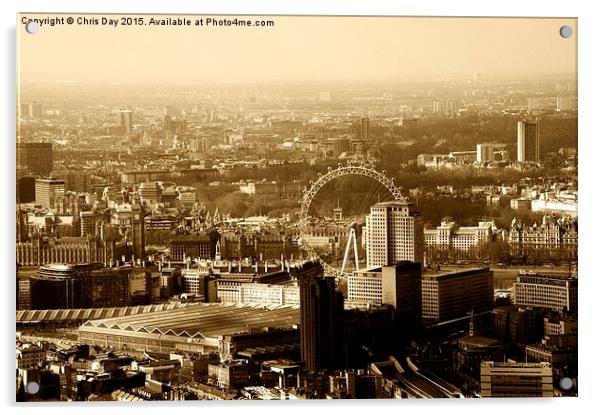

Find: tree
[482,240,512,263]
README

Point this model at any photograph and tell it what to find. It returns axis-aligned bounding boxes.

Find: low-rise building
[16,344,46,370]
[513,273,577,313]
[480,361,553,397]
[328,369,384,399]
[208,361,250,390]
[423,220,494,252]
[510,198,532,210]
[508,215,577,257]
[239,283,300,306]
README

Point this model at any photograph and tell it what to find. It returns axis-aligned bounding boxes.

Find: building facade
[17,142,53,176]
[239,283,300,306]
[208,362,250,390]
[517,120,540,163]
[138,182,163,206]
[476,143,495,163]
[365,201,423,268]
[348,261,422,331]
[480,361,553,397]
[423,221,494,253]
[35,178,65,210]
[513,273,577,313]
[508,215,577,258]
[28,263,131,309]
[299,264,344,373]
[422,267,494,323]
[111,201,146,260]
[16,235,115,267]
[169,231,219,261]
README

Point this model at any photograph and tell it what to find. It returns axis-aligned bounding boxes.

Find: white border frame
[2,1,599,414]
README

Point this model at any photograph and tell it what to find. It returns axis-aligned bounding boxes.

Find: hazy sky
[17,15,577,83]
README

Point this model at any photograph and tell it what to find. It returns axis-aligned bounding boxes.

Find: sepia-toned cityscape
[16,14,577,401]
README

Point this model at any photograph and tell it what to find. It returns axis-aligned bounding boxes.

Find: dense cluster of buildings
[15,78,578,400]
[15,194,578,400]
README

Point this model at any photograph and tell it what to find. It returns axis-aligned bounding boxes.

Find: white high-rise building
[35,178,65,210]
[120,109,133,133]
[432,100,458,115]
[365,201,423,268]
[476,143,495,163]
[517,120,539,163]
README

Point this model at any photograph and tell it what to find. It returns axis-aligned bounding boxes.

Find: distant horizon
[17,15,577,84]
[18,71,577,85]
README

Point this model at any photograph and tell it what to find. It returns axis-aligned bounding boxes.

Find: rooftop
[459,335,505,348]
[423,267,491,279]
[481,361,552,369]
[517,271,576,281]
[17,302,194,324]
[371,200,414,208]
[79,302,300,342]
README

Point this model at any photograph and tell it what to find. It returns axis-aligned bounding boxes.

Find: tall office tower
[299,263,344,372]
[19,102,42,118]
[476,143,495,163]
[17,175,36,203]
[80,211,97,237]
[131,201,145,260]
[190,137,209,154]
[432,100,458,115]
[35,178,65,210]
[120,110,133,133]
[16,142,53,176]
[365,201,423,268]
[480,361,553,397]
[360,117,369,141]
[382,261,422,328]
[16,206,28,242]
[517,120,540,163]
